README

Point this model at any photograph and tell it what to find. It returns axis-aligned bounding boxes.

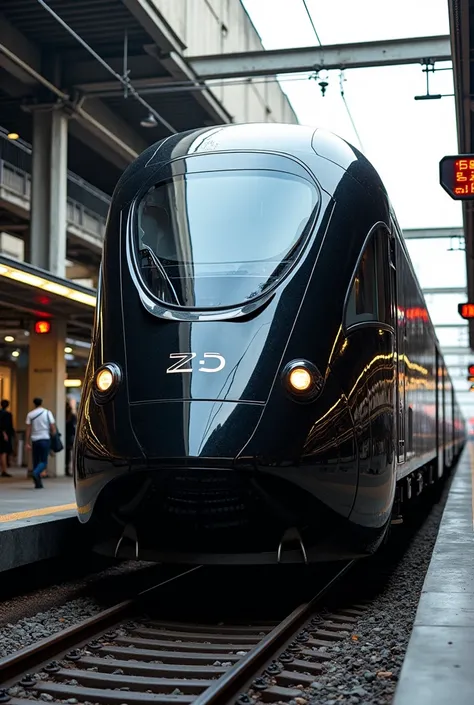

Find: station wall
[152,0,298,125]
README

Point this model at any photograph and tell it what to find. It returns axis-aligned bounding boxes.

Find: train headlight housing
[93,363,122,403]
[282,359,324,402]
[288,367,312,391]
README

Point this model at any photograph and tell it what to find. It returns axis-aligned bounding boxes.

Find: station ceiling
[0,254,95,340]
[449,0,474,348]
[0,0,231,195]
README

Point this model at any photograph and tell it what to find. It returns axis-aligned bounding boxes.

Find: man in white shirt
[25,397,56,489]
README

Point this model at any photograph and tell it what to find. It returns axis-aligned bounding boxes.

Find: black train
[74,123,466,564]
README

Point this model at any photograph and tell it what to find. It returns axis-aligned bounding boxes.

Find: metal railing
[0,131,111,246]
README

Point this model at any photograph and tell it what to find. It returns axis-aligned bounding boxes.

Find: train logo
[166,352,226,374]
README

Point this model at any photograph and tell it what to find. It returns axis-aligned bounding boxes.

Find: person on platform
[25,397,56,489]
[65,402,77,477]
[0,399,14,477]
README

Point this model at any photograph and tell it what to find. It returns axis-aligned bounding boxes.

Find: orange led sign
[458,303,474,319]
[34,320,51,334]
[440,155,474,200]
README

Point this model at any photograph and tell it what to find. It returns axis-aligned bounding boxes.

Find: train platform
[394,445,474,705]
[0,466,80,573]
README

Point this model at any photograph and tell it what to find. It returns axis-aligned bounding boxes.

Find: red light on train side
[458,303,474,319]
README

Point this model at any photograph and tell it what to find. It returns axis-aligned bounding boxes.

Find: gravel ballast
[0,597,104,658]
[0,559,163,657]
[296,487,451,705]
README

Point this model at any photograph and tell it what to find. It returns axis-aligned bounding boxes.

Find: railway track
[0,561,363,705]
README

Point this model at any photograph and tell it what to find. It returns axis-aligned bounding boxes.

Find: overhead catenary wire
[301,0,322,46]
[339,72,365,152]
[298,1,364,152]
[34,0,177,134]
[89,72,332,98]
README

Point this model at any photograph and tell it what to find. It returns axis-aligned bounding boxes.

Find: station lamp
[34,320,51,334]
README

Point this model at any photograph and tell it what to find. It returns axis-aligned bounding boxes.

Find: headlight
[93,363,122,403]
[282,359,324,402]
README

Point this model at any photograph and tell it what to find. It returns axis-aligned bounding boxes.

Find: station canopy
[0,255,95,339]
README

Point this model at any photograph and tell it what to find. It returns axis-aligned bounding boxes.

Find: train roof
[147,122,364,170]
[112,122,382,205]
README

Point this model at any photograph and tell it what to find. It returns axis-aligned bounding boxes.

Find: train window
[135,169,318,309]
[375,229,392,325]
[345,225,391,328]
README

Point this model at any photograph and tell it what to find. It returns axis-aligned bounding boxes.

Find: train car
[73,123,466,564]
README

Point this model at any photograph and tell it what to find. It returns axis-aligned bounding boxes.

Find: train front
[74,125,369,564]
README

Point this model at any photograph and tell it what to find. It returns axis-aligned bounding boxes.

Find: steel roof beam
[121,0,231,124]
[121,0,186,54]
[0,12,40,86]
[0,11,144,167]
[403,227,464,239]
[423,287,466,295]
[187,35,452,80]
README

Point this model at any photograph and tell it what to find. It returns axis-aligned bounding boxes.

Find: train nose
[129,400,263,460]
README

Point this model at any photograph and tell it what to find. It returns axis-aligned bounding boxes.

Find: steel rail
[0,560,356,703]
[0,565,201,685]
[193,560,356,705]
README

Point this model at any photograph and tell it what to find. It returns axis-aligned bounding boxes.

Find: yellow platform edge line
[0,503,77,523]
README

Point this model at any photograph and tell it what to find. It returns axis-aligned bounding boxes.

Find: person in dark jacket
[0,399,14,477]
[65,402,77,477]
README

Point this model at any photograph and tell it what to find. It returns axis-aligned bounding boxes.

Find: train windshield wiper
[140,245,181,306]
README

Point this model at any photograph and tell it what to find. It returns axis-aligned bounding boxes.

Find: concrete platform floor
[394,444,474,704]
[0,466,80,573]
[0,466,76,524]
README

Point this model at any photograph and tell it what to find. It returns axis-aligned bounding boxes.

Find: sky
[241,0,460,230]
[241,0,473,413]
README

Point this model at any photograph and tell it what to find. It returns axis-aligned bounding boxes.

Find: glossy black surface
[73,122,466,564]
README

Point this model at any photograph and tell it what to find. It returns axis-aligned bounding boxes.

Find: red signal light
[469,365,474,377]
[458,303,474,319]
[34,320,51,334]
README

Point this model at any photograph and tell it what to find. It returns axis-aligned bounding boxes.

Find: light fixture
[7,132,19,140]
[93,363,122,403]
[35,320,51,334]
[140,112,158,128]
[289,367,312,392]
[64,379,82,388]
[4,335,14,342]
[282,359,324,402]
[64,346,73,354]
[0,263,96,307]
[11,350,20,358]
[96,368,113,391]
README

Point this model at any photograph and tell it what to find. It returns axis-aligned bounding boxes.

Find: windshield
[135,169,318,309]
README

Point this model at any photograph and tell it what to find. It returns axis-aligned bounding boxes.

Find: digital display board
[440,155,474,200]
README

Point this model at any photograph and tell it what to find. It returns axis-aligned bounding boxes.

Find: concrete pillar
[27,319,66,477]
[30,109,68,277]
